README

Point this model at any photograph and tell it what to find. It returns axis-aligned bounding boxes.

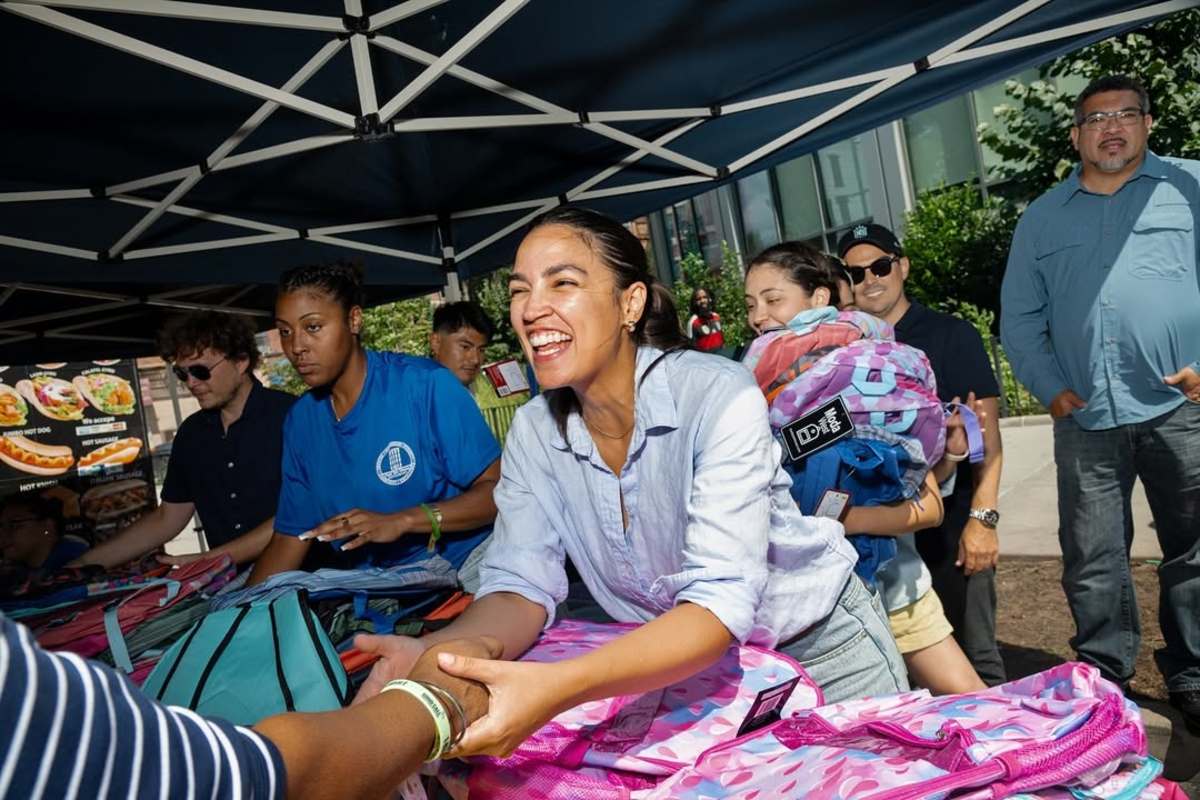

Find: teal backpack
[141,589,349,725]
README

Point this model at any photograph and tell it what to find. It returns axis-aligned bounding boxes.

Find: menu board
[0,359,156,545]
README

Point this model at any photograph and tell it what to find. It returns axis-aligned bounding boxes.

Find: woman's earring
[625,320,636,333]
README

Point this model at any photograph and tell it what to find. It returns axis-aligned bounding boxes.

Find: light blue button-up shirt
[477,347,856,647]
[1001,152,1200,431]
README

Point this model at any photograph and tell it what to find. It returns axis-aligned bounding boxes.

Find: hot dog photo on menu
[78,437,143,472]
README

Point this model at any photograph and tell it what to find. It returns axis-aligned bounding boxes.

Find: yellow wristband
[381,679,451,761]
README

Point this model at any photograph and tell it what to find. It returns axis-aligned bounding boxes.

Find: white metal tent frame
[1,0,1196,335]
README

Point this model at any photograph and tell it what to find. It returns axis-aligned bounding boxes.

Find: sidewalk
[996,416,1195,792]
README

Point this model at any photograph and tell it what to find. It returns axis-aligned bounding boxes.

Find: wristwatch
[969,508,1000,529]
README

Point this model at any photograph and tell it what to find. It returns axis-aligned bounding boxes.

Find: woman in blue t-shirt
[246,263,502,586]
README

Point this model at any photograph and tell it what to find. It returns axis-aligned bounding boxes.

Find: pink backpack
[465,619,823,798]
[642,662,1153,800]
[32,555,235,659]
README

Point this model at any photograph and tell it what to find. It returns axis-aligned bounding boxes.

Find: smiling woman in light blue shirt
[351,207,907,758]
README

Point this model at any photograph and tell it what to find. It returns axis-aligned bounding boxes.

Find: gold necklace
[584,414,634,439]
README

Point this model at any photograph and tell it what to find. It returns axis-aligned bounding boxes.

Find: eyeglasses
[846,256,899,285]
[1078,108,1144,131]
[172,356,226,383]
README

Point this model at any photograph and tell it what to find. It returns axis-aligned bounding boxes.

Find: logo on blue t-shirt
[375,441,416,485]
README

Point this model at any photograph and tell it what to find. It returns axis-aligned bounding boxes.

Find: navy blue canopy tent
[0,0,1190,361]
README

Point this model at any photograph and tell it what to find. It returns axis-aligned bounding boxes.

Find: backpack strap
[943,402,985,464]
[101,577,182,674]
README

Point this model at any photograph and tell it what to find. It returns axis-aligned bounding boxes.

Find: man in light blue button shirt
[1001,75,1200,730]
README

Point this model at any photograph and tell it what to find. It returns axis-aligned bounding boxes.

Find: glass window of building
[904,94,979,193]
[973,69,1039,182]
[736,171,781,257]
[775,155,823,242]
[690,189,727,268]
[818,136,872,229]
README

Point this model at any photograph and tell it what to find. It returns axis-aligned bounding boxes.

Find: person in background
[1001,74,1200,729]
[685,287,725,352]
[839,222,1007,687]
[744,240,985,694]
[0,493,87,577]
[823,254,857,311]
[351,207,907,759]
[247,262,501,586]
[0,608,498,799]
[73,312,295,571]
[431,301,531,444]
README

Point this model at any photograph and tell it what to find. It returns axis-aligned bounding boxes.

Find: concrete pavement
[997,415,1162,561]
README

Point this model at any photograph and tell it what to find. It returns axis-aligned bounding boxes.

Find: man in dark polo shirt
[74,312,295,570]
[838,223,1007,685]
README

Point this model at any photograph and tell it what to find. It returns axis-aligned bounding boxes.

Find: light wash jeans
[1054,400,1200,692]
[779,574,909,704]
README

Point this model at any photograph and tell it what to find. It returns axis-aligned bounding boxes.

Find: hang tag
[779,396,854,462]
[736,676,801,737]
[814,489,851,521]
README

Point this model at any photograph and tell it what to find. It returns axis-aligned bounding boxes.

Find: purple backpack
[643,662,1154,800]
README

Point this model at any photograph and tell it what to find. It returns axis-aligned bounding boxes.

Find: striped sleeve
[0,613,284,800]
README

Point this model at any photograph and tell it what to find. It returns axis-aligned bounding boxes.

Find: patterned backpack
[463,619,823,798]
[642,662,1158,800]
[742,307,946,485]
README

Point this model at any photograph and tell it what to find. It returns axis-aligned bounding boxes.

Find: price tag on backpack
[814,489,851,521]
[736,676,801,737]
[779,396,854,463]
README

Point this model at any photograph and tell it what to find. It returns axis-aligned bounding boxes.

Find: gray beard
[1091,152,1139,173]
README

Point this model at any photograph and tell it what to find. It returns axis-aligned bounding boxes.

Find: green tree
[901,184,1020,317]
[468,267,524,362]
[978,9,1200,198]
[671,244,751,350]
[261,296,436,396]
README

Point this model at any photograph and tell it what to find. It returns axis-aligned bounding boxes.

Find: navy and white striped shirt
[0,613,284,800]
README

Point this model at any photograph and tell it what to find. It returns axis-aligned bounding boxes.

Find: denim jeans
[1054,400,1200,692]
[779,574,909,704]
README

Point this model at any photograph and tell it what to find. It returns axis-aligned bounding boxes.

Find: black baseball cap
[837,223,903,259]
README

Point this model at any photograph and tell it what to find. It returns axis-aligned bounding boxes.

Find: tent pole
[4,0,343,31]
[2,4,356,129]
[370,0,451,30]
[346,0,380,116]
[376,0,531,122]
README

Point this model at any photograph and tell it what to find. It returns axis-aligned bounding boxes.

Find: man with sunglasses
[838,222,1008,687]
[1002,75,1200,730]
[74,311,295,570]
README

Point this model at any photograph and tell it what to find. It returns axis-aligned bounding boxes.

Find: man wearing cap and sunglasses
[838,222,1008,687]
[74,311,295,570]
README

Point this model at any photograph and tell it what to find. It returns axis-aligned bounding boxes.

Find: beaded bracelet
[381,679,451,761]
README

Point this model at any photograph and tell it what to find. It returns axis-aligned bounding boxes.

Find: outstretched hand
[299,508,417,551]
[351,634,428,705]
[436,653,573,758]
[409,636,503,728]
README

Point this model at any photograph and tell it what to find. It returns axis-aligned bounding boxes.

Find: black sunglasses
[846,256,899,285]
[172,356,226,383]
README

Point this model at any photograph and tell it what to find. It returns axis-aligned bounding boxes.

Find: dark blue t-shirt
[275,351,501,569]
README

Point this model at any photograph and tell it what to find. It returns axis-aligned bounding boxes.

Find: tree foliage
[467,267,524,363]
[670,244,751,350]
[978,9,1200,199]
[901,184,1020,317]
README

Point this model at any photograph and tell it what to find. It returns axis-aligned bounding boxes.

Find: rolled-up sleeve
[654,378,771,643]
[1000,214,1070,406]
[476,412,569,627]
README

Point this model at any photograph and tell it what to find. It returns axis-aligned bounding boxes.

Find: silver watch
[969,508,1000,528]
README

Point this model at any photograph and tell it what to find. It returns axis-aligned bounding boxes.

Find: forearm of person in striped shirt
[0,613,496,800]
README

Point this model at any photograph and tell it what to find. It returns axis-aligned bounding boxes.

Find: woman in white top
[351,207,907,758]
